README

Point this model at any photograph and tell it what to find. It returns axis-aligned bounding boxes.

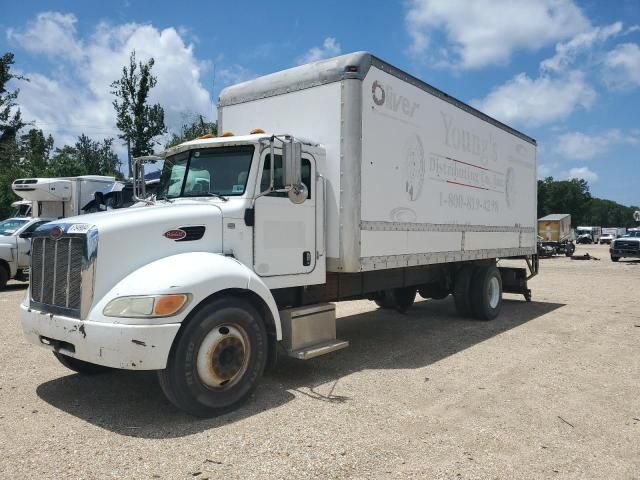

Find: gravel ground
[0,243,638,479]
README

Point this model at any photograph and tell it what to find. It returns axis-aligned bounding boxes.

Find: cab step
[279,303,349,360]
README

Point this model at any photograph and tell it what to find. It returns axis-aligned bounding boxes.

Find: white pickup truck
[20,52,539,416]
[0,217,53,288]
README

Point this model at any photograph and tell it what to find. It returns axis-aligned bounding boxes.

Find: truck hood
[0,235,17,246]
[49,202,224,304]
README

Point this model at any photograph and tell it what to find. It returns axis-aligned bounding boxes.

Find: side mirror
[283,140,302,187]
[19,231,33,239]
[283,140,307,204]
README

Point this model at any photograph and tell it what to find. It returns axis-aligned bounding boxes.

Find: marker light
[219,131,235,137]
[250,128,265,134]
[195,133,216,140]
[103,294,190,318]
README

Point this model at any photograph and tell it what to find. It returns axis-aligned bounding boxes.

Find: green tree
[45,146,86,177]
[19,128,54,175]
[111,51,167,178]
[75,134,122,177]
[0,52,29,218]
[165,114,217,149]
[538,177,591,225]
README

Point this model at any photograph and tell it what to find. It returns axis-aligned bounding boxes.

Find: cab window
[260,154,312,199]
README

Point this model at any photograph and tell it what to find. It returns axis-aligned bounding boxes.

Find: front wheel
[158,297,267,417]
[53,352,112,374]
[0,265,8,290]
[611,255,620,262]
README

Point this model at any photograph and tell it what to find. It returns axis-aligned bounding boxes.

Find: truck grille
[31,237,84,311]
[615,240,639,252]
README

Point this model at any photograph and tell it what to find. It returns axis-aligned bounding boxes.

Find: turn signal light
[154,294,189,316]
[219,131,234,137]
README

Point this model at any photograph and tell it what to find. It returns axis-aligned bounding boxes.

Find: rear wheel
[453,266,474,317]
[53,352,112,374]
[470,266,502,321]
[157,297,267,417]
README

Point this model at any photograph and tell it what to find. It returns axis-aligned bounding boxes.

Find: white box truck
[20,52,538,416]
[0,176,114,289]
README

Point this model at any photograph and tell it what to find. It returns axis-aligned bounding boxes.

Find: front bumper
[20,303,181,370]
[610,248,640,258]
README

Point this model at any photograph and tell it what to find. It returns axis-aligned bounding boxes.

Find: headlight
[103,294,190,318]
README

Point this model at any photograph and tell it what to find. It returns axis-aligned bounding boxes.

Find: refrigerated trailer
[20,52,538,416]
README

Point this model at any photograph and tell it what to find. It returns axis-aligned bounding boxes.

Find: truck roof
[538,214,571,221]
[164,133,320,157]
[218,51,536,146]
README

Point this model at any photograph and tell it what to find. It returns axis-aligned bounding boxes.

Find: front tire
[0,265,8,290]
[158,297,267,417]
[53,352,112,374]
[470,265,503,321]
[611,255,620,262]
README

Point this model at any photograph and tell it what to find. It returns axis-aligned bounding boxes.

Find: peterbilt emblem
[164,229,187,241]
[50,226,63,239]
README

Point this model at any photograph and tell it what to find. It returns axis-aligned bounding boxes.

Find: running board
[279,303,349,360]
[288,339,349,360]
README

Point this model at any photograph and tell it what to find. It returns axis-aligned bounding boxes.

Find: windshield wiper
[183,192,228,202]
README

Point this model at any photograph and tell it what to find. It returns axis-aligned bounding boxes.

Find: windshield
[157,146,254,199]
[0,218,29,235]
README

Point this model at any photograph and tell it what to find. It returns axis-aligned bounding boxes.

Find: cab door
[253,151,316,277]
[17,220,49,267]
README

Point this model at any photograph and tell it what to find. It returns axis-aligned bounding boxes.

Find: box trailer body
[0,175,115,289]
[219,52,537,273]
[12,175,115,219]
[576,225,602,244]
[20,52,539,416]
[538,214,571,243]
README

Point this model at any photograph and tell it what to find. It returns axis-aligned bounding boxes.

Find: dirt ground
[0,242,638,479]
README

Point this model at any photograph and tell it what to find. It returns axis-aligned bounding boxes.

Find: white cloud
[602,42,640,90]
[405,0,590,69]
[296,37,341,65]
[555,129,639,160]
[472,71,596,127]
[7,12,214,158]
[7,12,83,59]
[567,166,598,183]
[541,22,623,73]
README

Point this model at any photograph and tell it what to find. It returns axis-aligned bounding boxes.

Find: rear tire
[469,265,503,321]
[157,297,267,417]
[0,265,8,290]
[53,352,112,375]
[453,266,474,317]
[393,287,417,313]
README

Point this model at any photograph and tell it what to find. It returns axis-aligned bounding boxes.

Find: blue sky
[1,0,639,206]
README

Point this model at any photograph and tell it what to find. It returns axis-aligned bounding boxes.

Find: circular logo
[404,134,425,201]
[163,229,187,241]
[50,226,63,239]
[372,80,385,106]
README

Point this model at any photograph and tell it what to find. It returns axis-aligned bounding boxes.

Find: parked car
[0,217,53,288]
